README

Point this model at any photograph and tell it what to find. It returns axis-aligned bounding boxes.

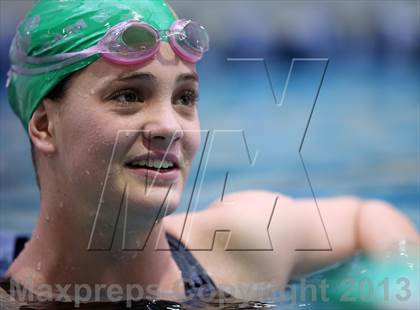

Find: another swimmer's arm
[291,197,419,277]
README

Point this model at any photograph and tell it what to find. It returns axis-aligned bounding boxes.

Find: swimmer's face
[49,43,201,219]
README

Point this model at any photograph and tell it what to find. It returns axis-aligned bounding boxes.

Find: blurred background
[0,0,419,237]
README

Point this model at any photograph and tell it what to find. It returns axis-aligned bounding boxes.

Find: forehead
[73,42,198,88]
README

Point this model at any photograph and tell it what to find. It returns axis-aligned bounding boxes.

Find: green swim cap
[7,0,177,131]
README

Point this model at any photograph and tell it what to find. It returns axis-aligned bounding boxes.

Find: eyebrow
[115,71,199,84]
[116,71,158,84]
[176,72,199,84]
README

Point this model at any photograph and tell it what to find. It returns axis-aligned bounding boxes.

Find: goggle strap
[14,46,99,65]
[11,52,94,75]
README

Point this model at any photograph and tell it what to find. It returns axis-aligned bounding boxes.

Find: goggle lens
[180,21,209,54]
[121,26,157,51]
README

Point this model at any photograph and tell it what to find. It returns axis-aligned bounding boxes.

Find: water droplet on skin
[36,262,41,271]
[85,170,90,176]
[35,233,40,240]
[58,202,64,208]
[125,132,130,137]
[45,214,50,222]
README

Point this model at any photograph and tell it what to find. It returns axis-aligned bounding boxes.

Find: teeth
[130,159,174,169]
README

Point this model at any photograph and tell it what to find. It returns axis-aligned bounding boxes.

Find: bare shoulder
[164,190,295,240]
[208,190,292,209]
[163,190,299,288]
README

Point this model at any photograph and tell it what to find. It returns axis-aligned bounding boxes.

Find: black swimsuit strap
[165,232,218,297]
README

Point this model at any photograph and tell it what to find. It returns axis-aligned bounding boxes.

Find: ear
[28,101,56,155]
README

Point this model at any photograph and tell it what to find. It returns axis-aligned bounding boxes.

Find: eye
[174,89,199,106]
[109,89,144,104]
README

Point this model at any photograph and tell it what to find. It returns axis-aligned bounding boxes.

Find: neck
[7,192,185,301]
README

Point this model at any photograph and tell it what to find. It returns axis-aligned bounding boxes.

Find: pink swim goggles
[12,19,209,75]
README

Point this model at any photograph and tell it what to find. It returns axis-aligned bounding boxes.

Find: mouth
[124,153,181,183]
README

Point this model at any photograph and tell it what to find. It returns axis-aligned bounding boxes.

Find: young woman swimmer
[2,0,418,308]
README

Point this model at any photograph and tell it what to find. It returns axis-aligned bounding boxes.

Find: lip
[124,152,181,185]
[125,152,181,168]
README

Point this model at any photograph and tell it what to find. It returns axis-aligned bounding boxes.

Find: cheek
[183,117,201,161]
[55,104,121,192]
[187,131,201,160]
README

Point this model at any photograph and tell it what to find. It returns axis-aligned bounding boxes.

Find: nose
[141,107,184,150]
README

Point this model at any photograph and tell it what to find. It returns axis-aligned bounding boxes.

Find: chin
[125,181,182,216]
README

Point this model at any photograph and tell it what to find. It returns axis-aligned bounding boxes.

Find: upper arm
[204,192,363,280]
[291,196,363,276]
[168,191,418,286]
[292,196,419,277]
[356,199,419,255]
